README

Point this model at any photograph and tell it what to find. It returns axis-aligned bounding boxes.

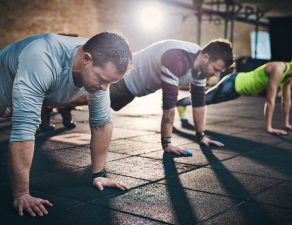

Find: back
[124,39,201,96]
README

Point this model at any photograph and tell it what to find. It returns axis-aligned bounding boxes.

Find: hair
[83,32,132,73]
[201,39,234,68]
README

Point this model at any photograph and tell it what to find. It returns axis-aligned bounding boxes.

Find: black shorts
[110,79,135,111]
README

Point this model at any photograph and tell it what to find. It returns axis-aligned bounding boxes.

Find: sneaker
[181,119,194,130]
[59,106,76,129]
[39,107,55,132]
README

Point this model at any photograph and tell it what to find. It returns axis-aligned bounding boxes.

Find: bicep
[11,54,54,141]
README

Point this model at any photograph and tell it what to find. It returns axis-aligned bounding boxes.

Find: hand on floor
[13,193,53,217]
[200,137,224,147]
[92,177,128,191]
[164,145,192,156]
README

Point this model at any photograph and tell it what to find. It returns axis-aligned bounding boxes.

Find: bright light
[138,4,164,30]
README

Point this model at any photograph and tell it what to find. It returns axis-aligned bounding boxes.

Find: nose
[214,71,220,77]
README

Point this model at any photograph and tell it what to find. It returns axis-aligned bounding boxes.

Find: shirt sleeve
[191,72,207,108]
[87,88,112,128]
[191,84,206,107]
[10,44,55,141]
[160,49,190,110]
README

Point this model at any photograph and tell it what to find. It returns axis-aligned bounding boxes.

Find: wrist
[92,169,107,182]
[161,137,171,149]
[13,192,30,199]
[196,131,205,142]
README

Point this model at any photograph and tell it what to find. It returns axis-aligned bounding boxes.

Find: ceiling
[175,0,292,17]
[237,0,292,17]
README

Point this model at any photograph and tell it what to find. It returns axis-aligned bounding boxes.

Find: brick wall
[0,0,267,57]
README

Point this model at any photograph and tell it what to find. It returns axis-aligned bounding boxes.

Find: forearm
[281,84,291,126]
[90,122,113,173]
[161,108,175,138]
[264,101,275,130]
[192,106,206,132]
[9,141,34,198]
[282,100,291,126]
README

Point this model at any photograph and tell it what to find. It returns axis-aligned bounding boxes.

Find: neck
[193,52,203,70]
[72,47,83,87]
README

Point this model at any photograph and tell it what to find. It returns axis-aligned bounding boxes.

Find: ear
[83,53,92,64]
[202,53,210,63]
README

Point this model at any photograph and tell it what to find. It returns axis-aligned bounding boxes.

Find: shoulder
[161,50,190,77]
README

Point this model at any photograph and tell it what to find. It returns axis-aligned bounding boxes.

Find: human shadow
[162,152,198,224]
[200,147,279,224]
[173,127,292,223]
[173,127,292,177]
[0,123,117,225]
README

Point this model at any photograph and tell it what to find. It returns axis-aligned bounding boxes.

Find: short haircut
[202,39,234,68]
[83,32,132,73]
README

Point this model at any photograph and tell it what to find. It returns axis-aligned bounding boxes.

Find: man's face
[80,61,124,92]
[201,57,226,79]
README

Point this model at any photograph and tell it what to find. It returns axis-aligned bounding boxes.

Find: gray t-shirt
[124,39,204,97]
[0,33,111,141]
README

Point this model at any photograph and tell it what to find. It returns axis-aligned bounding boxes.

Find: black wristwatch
[161,137,171,149]
[92,169,107,181]
[196,131,205,142]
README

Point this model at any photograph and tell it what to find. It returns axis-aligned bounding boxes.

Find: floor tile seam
[244,179,292,211]
[135,155,208,166]
[33,188,130,207]
[196,201,247,225]
[159,181,249,201]
[43,161,89,170]
[108,150,141,156]
[208,114,265,120]
[30,187,88,205]
[105,171,163,184]
[111,134,159,142]
[245,198,292,211]
[36,145,88,153]
[41,152,133,163]
[84,191,129,204]
[106,152,205,168]
[225,152,292,167]
[205,153,290,180]
[126,138,161,144]
[206,128,251,135]
[132,154,211,167]
[36,143,90,151]
[109,149,162,156]
[205,165,285,180]
[106,155,137,163]
[199,154,240,169]
[104,167,237,195]
[240,147,276,156]
[87,202,174,225]
[114,127,159,134]
[130,149,240,166]
[29,166,84,182]
[249,177,285,196]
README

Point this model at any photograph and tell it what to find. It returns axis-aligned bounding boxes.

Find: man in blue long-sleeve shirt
[0,32,132,217]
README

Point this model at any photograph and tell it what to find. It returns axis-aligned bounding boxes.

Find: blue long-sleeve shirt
[0,33,112,141]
